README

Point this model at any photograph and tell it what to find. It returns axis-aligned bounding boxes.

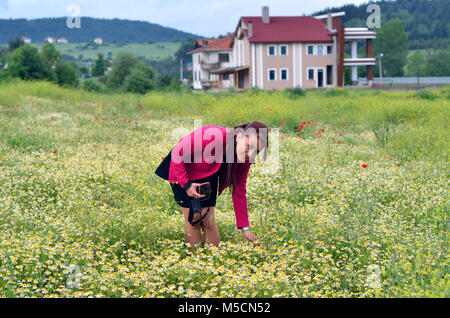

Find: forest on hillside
[0,17,201,44]
[313,0,449,49]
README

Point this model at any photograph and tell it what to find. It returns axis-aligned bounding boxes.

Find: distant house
[187,35,234,90]
[44,36,56,44]
[188,6,376,90]
[22,36,32,44]
[94,38,103,45]
[57,37,68,44]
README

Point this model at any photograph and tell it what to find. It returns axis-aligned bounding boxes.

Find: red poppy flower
[53,150,57,154]
[362,163,367,168]
[280,122,284,126]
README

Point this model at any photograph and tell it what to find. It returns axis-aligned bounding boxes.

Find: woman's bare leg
[200,207,220,247]
[181,207,202,247]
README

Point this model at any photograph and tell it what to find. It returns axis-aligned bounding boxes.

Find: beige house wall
[260,43,294,90]
[301,43,334,89]
[250,42,335,90]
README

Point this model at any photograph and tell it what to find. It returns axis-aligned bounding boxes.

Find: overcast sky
[0,0,370,37]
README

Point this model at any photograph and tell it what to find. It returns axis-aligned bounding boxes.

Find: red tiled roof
[238,16,333,43]
[188,36,233,54]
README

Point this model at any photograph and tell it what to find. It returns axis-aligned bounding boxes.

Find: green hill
[0,17,202,44]
[33,42,182,63]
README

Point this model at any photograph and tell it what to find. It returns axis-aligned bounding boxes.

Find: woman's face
[236,132,260,163]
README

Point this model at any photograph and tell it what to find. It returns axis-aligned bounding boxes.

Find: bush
[122,63,155,94]
[82,78,105,93]
[415,90,437,100]
[284,87,306,99]
[107,52,138,89]
[55,62,79,88]
[167,78,183,92]
[6,44,51,81]
[325,88,348,97]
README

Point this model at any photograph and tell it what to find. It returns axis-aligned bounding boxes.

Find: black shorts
[170,162,227,208]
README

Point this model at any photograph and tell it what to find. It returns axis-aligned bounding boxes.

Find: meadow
[31,42,182,61]
[0,80,448,297]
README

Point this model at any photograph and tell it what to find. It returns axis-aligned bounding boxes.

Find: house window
[307,69,314,80]
[219,53,229,63]
[307,45,314,55]
[280,45,288,56]
[327,45,333,55]
[223,73,229,80]
[268,69,276,81]
[317,45,324,55]
[268,45,276,56]
[280,68,288,81]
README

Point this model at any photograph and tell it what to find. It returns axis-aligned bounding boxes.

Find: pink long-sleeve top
[168,125,252,228]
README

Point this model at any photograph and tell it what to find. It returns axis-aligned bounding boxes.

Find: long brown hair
[224,121,269,196]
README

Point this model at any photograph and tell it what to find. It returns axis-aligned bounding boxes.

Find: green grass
[0,80,448,298]
[33,42,181,61]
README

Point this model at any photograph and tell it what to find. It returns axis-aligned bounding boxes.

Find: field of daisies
[0,80,448,298]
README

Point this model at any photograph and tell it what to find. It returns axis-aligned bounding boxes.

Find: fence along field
[0,80,448,297]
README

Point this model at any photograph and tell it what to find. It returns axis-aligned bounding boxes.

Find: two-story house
[188,36,234,90]
[189,7,376,90]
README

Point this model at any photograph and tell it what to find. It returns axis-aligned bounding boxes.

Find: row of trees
[351,19,450,78]
[0,43,79,87]
[0,41,184,94]
[0,17,199,44]
[406,50,450,79]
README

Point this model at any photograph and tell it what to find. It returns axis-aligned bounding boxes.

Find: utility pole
[180,57,183,81]
[378,53,383,85]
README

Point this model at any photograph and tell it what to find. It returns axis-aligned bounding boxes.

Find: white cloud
[0,0,371,37]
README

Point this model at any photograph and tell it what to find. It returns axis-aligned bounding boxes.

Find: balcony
[200,61,220,70]
[201,80,220,89]
[343,57,376,66]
